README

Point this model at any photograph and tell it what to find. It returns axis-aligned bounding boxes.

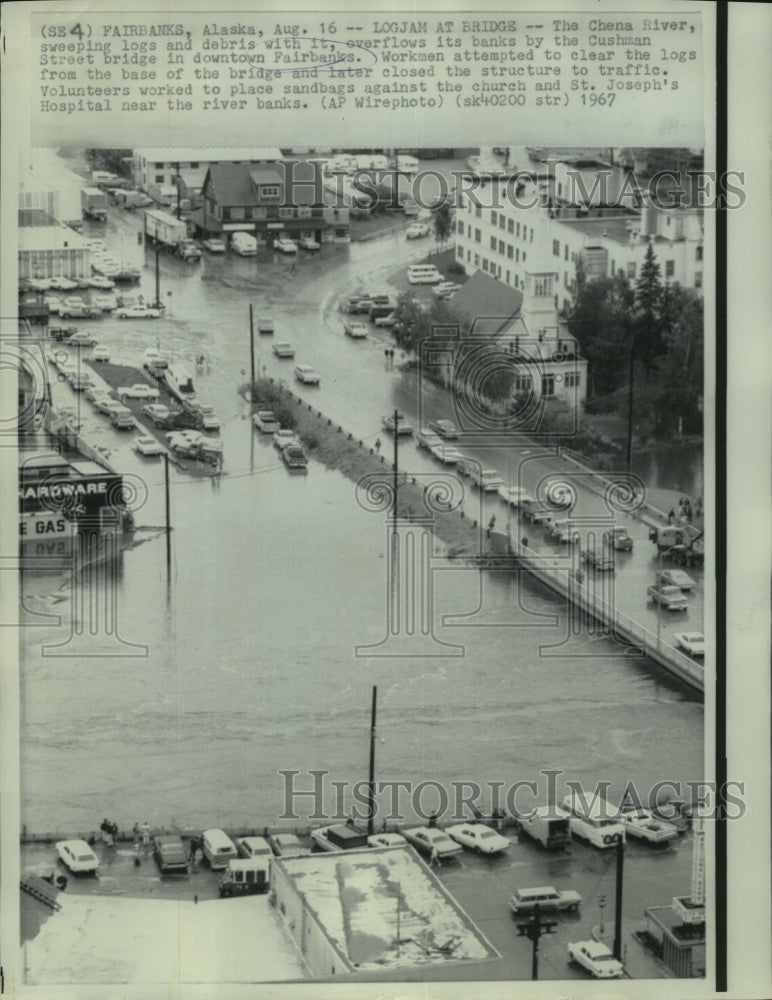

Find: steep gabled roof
[450,272,523,335]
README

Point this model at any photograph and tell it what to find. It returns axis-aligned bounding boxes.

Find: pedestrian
[132,821,140,845]
[141,820,151,848]
[133,842,141,866]
[189,838,197,867]
[430,845,441,868]
[290,260,297,275]
[384,348,389,363]
[668,508,675,524]
[374,438,381,454]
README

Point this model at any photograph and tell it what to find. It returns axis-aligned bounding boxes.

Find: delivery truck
[81,187,108,222]
[144,210,201,261]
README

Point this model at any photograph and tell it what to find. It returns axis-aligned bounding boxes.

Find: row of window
[204,198,327,222]
[470,205,536,242]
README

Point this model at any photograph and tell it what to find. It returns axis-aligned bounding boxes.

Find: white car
[134,435,164,457]
[343,320,368,339]
[367,832,407,849]
[56,839,100,874]
[381,412,414,435]
[432,281,462,299]
[470,467,504,491]
[202,238,226,253]
[253,410,281,432]
[430,444,464,465]
[294,364,320,385]
[405,222,430,239]
[673,631,706,657]
[567,940,624,979]
[272,341,295,358]
[48,276,80,291]
[429,419,459,439]
[373,312,397,328]
[298,236,320,251]
[116,306,162,319]
[142,403,171,424]
[273,429,299,450]
[118,383,160,400]
[44,294,63,314]
[401,827,462,860]
[237,836,273,859]
[61,296,87,310]
[91,345,111,363]
[657,568,697,590]
[268,833,311,858]
[416,430,443,450]
[446,822,511,855]
[498,486,534,508]
[274,238,298,254]
[87,275,116,290]
[67,332,98,348]
[166,430,203,451]
[93,294,116,312]
[618,806,679,844]
[92,396,122,416]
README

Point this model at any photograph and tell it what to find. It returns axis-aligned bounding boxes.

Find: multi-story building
[132,147,282,205]
[195,161,350,246]
[455,177,703,317]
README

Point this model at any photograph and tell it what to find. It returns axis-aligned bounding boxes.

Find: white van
[559,793,626,849]
[231,232,257,256]
[407,264,444,285]
[218,857,270,897]
[201,828,238,869]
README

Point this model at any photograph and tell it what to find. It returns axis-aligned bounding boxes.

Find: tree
[566,270,634,398]
[650,285,703,437]
[432,201,454,246]
[86,149,132,178]
[633,241,665,370]
[391,292,433,354]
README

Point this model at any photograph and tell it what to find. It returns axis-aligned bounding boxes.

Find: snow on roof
[275,847,498,972]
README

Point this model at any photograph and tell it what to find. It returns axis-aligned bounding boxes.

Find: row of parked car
[202,233,322,256]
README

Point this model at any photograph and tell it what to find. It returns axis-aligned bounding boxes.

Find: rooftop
[136,147,282,163]
[556,213,641,247]
[449,271,523,334]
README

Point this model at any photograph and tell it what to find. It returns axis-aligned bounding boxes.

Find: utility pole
[392,409,400,525]
[625,339,635,475]
[366,685,377,836]
[163,452,171,572]
[249,305,256,398]
[153,227,161,311]
[175,164,181,220]
[517,904,557,981]
[613,836,625,961]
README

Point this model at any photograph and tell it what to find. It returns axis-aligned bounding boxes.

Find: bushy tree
[432,201,454,245]
[566,270,634,397]
[633,241,666,369]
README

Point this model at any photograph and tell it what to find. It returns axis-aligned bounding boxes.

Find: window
[507,245,513,259]
[508,219,514,233]
[552,239,560,257]
[482,258,489,271]
[229,207,245,221]
[456,244,464,258]
[475,205,482,218]
[490,236,497,250]
[499,216,506,230]
[278,207,293,219]
[695,272,702,288]
[515,249,520,263]
[457,219,464,234]
[516,222,520,237]
[565,372,581,388]
[506,270,511,284]
[696,245,703,261]
[514,373,532,392]
[190,162,199,169]
[491,211,498,226]
[498,240,505,254]
[260,185,280,199]
[154,162,164,169]
[474,228,481,243]
[665,260,675,278]
[250,207,267,220]
[298,206,312,218]
[541,374,555,396]
[155,174,164,184]
[474,253,480,267]
[627,262,636,278]
[564,245,569,260]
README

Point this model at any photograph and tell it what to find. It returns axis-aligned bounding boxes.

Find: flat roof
[275,847,499,972]
[556,214,637,246]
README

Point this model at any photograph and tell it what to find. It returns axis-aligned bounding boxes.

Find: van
[231,232,257,256]
[201,828,238,869]
[218,857,270,897]
[407,264,444,285]
[508,885,582,914]
[559,794,626,849]
[516,806,572,850]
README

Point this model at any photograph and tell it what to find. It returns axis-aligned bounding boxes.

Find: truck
[116,189,153,210]
[18,291,49,326]
[218,857,270,898]
[515,806,572,850]
[110,405,137,430]
[310,824,369,852]
[81,187,108,222]
[648,523,704,568]
[144,209,200,260]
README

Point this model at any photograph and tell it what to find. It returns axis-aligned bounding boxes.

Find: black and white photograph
[1,3,769,999]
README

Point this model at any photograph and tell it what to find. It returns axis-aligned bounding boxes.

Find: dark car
[153,834,189,875]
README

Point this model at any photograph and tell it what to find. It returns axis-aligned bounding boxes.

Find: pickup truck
[118,384,161,401]
[647,582,689,611]
[49,326,78,341]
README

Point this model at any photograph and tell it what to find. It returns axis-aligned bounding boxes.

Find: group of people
[100,818,119,846]
[383,348,396,366]
[668,495,703,524]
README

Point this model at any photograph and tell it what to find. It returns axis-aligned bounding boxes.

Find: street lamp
[598,893,607,936]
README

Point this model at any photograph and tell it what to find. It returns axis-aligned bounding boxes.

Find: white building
[132,146,283,201]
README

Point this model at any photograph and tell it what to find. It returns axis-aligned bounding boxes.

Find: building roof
[204,161,328,208]
[19,225,90,251]
[19,208,60,228]
[136,147,282,163]
[450,272,523,334]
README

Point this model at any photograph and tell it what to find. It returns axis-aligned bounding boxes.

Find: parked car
[583,545,615,571]
[115,305,163,319]
[67,372,94,392]
[373,312,397,328]
[604,525,634,551]
[647,582,689,611]
[236,836,273,859]
[455,458,476,478]
[657,568,697,590]
[405,222,430,239]
[86,275,116,290]
[274,238,298,254]
[153,834,189,874]
[673,631,706,657]
[48,276,80,291]
[93,294,116,312]
[470,467,504,491]
[253,410,281,433]
[268,833,311,858]
[567,940,624,979]
[202,238,226,253]
[401,827,462,860]
[282,444,308,469]
[134,435,164,457]
[56,839,99,874]
[430,444,464,465]
[142,403,171,425]
[432,281,462,299]
[272,341,295,358]
[298,236,320,251]
[416,430,442,450]
[66,332,98,347]
[84,385,105,403]
[92,396,122,416]
[118,383,160,401]
[343,319,369,339]
[429,419,459,439]
[618,806,679,844]
[60,304,101,320]
[446,822,511,855]
[381,412,414,435]
[90,340,109,360]
[509,885,582,915]
[520,498,553,524]
[44,294,63,314]
[110,405,136,430]
[273,429,299,450]
[367,832,407,849]
[294,364,320,385]
[548,519,581,544]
